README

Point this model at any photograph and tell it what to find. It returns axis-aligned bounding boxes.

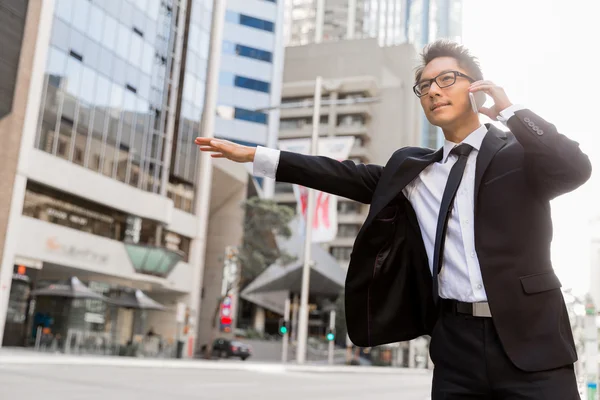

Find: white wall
[26,149,174,225]
[15,216,193,293]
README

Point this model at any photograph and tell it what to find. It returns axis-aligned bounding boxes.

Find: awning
[241,218,346,297]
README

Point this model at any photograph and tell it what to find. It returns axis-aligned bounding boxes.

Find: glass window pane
[129,32,143,67]
[112,57,127,86]
[225,11,238,24]
[147,0,159,20]
[134,0,148,12]
[138,74,150,100]
[222,40,235,55]
[72,0,90,33]
[80,66,97,105]
[103,14,118,52]
[69,29,85,57]
[50,18,70,52]
[65,58,83,97]
[104,0,122,20]
[219,71,234,87]
[141,42,154,75]
[55,0,74,22]
[47,47,67,77]
[83,37,100,69]
[110,83,124,109]
[127,64,140,90]
[120,1,134,26]
[95,75,111,106]
[98,47,114,77]
[87,5,105,43]
[116,25,131,60]
[199,31,209,58]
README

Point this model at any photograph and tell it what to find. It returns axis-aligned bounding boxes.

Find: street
[0,360,432,400]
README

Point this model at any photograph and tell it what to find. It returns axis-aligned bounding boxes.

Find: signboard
[278,137,355,243]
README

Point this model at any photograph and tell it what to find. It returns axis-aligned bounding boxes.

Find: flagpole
[295,76,322,364]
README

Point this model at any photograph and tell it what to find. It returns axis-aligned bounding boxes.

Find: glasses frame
[413,71,476,97]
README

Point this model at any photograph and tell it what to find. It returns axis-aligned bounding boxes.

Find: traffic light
[326,328,335,342]
[278,318,289,335]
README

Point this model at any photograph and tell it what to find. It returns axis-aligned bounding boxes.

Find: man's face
[417,57,474,128]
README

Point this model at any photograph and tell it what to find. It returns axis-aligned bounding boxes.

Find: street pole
[291,293,299,344]
[315,0,325,43]
[282,296,291,363]
[585,299,598,400]
[188,0,227,356]
[328,309,336,365]
[296,76,322,364]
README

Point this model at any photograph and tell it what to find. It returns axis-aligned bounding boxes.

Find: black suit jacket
[275,109,591,372]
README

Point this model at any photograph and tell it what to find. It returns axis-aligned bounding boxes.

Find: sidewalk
[0,347,431,375]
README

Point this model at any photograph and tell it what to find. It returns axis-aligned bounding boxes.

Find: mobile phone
[469,91,486,113]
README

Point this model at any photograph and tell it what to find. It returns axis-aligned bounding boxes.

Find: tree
[237,196,296,284]
[203,196,296,358]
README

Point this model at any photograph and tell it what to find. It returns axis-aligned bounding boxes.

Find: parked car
[212,338,252,361]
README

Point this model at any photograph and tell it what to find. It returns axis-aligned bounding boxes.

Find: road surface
[0,361,432,400]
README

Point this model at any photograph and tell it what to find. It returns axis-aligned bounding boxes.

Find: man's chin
[426,114,455,128]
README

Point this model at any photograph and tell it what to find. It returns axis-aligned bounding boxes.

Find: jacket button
[537,129,544,136]
[528,121,535,127]
[524,117,531,123]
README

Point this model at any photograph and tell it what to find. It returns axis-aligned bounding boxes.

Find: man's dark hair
[415,40,484,83]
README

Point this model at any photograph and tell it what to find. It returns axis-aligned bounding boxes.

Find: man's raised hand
[194,137,256,163]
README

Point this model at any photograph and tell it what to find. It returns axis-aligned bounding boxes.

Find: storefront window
[21,181,192,263]
[23,181,124,240]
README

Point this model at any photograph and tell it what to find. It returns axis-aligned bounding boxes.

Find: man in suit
[196,40,591,399]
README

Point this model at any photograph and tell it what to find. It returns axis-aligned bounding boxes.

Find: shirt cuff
[497,104,525,125]
[253,146,280,179]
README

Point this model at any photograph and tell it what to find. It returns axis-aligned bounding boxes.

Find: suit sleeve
[276,150,384,204]
[507,109,592,199]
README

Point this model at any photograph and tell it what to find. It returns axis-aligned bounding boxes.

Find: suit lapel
[474,124,508,208]
[366,148,443,227]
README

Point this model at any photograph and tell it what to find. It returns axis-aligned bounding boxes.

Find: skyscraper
[285,0,462,49]
[0,0,248,354]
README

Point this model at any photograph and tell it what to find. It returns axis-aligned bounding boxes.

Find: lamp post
[256,83,379,364]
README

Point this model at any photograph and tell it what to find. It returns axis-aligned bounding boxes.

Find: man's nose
[428,81,442,97]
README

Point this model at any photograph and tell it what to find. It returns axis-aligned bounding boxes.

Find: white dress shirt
[252,106,523,302]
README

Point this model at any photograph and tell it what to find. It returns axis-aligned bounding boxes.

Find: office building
[273,38,421,270]
[285,0,462,49]
[0,0,248,355]
[283,0,463,148]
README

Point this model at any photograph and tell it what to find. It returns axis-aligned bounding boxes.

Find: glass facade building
[33,0,216,210]
[35,0,181,194]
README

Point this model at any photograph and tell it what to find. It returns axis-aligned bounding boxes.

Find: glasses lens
[415,81,430,96]
[436,72,457,88]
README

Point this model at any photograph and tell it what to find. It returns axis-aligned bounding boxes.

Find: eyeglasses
[413,71,475,97]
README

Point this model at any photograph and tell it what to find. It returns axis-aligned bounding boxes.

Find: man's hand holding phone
[469,80,513,120]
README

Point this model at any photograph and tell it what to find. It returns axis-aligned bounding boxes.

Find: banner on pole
[278,137,355,243]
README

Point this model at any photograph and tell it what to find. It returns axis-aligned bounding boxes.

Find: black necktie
[431,143,474,304]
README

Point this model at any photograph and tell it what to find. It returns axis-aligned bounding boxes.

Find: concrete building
[273,38,421,270]
[283,0,463,149]
[0,0,248,355]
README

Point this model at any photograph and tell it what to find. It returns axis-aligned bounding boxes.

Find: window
[234,108,268,124]
[234,76,270,93]
[236,44,272,62]
[330,246,352,261]
[338,201,360,214]
[338,224,360,238]
[227,12,275,33]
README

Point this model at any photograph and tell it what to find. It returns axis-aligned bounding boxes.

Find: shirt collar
[442,124,488,163]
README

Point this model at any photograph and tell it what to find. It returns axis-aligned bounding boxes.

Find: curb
[0,354,432,375]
